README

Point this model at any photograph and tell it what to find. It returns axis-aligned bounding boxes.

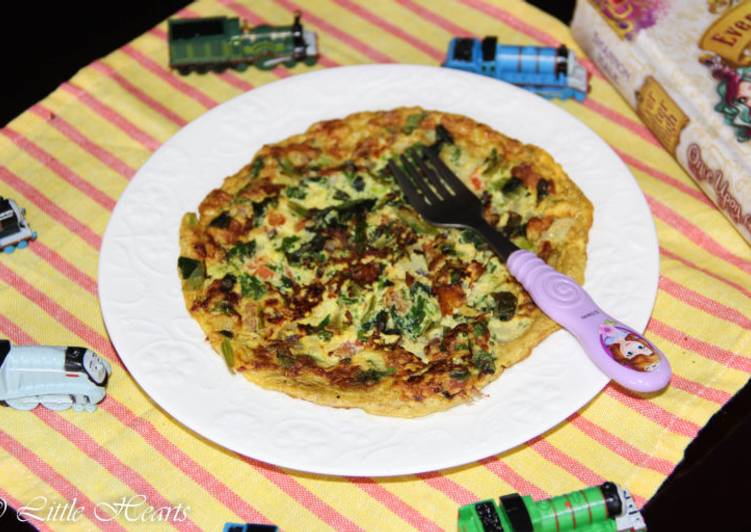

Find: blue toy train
[443,37,590,101]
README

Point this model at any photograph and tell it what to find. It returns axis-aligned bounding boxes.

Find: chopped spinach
[249,157,264,178]
[493,291,517,321]
[209,212,232,228]
[392,297,428,338]
[435,124,454,146]
[277,157,298,177]
[355,367,395,385]
[472,350,496,374]
[502,212,525,239]
[461,229,487,248]
[333,189,351,201]
[352,175,365,191]
[537,178,551,203]
[219,330,234,338]
[177,256,200,279]
[502,177,523,195]
[402,111,427,134]
[450,367,470,380]
[285,185,307,199]
[482,148,501,176]
[226,241,256,262]
[280,236,300,253]
[239,274,266,299]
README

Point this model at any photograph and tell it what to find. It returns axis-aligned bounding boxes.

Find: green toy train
[458,482,646,532]
[168,12,318,74]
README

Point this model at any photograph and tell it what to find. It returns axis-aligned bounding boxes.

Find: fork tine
[386,160,429,210]
[412,149,454,199]
[425,148,468,196]
[399,154,439,204]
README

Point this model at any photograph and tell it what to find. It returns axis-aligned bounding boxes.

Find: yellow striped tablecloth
[1,1,750,530]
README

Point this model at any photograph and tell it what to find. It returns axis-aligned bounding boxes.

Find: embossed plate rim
[99,64,659,477]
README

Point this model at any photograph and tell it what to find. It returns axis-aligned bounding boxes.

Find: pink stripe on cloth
[34,409,203,532]
[414,471,478,505]
[348,477,443,532]
[0,488,56,532]
[100,401,271,526]
[0,429,128,532]
[0,262,119,367]
[616,149,713,207]
[61,82,161,151]
[333,0,444,61]
[30,104,136,179]
[120,45,218,109]
[0,165,102,249]
[647,196,751,276]
[240,457,364,532]
[90,61,188,127]
[478,457,550,501]
[659,276,751,329]
[647,318,751,373]
[1,128,116,211]
[275,0,393,63]
[60,82,161,151]
[660,246,751,300]
[396,0,469,36]
[0,322,270,526]
[29,241,98,295]
[605,385,701,438]
[584,99,661,148]
[568,413,674,475]
[669,374,732,405]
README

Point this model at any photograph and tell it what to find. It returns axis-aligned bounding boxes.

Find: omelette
[178,107,593,417]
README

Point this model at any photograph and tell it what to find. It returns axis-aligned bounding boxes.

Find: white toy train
[0,340,111,412]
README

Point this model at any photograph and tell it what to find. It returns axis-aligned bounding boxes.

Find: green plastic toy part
[457,482,646,532]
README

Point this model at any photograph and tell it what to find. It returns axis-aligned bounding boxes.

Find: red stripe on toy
[1,128,116,211]
[90,61,188,127]
[0,165,102,250]
[30,104,136,179]
[60,82,162,150]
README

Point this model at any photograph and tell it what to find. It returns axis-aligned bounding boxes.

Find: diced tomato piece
[255,265,275,279]
[470,174,483,191]
[268,211,286,226]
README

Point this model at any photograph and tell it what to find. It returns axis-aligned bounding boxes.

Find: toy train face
[0,197,36,253]
[443,37,589,101]
[168,13,318,74]
[0,340,111,412]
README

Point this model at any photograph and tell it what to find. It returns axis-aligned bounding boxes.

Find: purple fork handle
[507,250,671,393]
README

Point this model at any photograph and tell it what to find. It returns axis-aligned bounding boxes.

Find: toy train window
[171,19,225,40]
[0,208,20,239]
[64,346,86,372]
[454,38,473,61]
[481,36,497,62]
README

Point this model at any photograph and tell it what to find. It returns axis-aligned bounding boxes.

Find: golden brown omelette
[178,107,593,417]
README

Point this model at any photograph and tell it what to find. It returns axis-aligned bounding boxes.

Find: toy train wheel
[256,60,276,71]
[42,401,70,411]
[283,60,296,68]
[177,66,192,75]
[211,64,227,73]
[233,63,248,72]
[17,240,28,249]
[6,399,37,410]
[3,245,15,254]
[195,65,209,75]
[304,57,317,66]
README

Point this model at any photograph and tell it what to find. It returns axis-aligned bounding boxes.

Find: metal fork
[385,147,671,394]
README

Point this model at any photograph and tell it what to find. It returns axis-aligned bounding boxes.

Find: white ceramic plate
[99,65,658,477]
